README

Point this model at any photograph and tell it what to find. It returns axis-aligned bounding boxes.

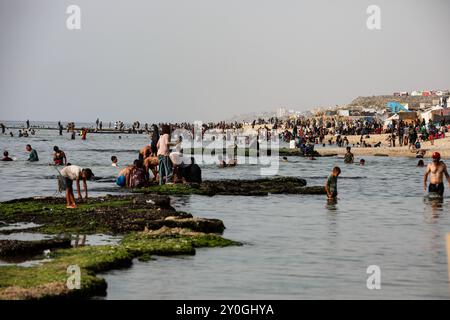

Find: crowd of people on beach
[2,116,450,207]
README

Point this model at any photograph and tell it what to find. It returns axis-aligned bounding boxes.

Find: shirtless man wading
[424,152,450,197]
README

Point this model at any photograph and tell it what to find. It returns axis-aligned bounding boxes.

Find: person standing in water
[157,124,177,185]
[424,152,450,197]
[81,128,87,140]
[2,151,13,161]
[344,147,354,164]
[325,167,341,199]
[26,144,39,162]
[53,146,67,166]
[150,124,160,156]
[111,156,118,167]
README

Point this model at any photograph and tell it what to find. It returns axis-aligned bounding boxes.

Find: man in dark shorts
[60,165,94,209]
[424,152,450,197]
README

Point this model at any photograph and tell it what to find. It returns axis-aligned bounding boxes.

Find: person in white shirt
[60,165,94,209]
[111,156,118,167]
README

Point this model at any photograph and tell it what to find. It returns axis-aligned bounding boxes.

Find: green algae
[135,177,326,196]
[0,196,188,235]
[0,229,240,300]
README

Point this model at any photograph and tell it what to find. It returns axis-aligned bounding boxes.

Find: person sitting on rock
[129,159,147,188]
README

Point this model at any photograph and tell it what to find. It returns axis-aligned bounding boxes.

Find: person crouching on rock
[60,165,94,209]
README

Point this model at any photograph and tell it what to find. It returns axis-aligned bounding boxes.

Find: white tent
[420,105,444,123]
[383,114,399,129]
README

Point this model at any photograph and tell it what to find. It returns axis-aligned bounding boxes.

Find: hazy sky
[0,0,449,123]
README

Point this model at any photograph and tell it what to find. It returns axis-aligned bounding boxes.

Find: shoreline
[317,133,450,159]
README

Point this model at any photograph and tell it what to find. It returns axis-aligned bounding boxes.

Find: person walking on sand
[424,152,450,197]
[325,167,341,199]
[60,165,94,209]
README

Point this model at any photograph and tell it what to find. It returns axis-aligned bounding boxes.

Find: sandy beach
[317,133,450,159]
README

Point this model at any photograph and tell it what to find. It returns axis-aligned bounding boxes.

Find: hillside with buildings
[225,90,449,123]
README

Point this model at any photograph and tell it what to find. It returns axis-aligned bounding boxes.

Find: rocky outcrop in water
[0,195,225,235]
[0,239,71,258]
[136,177,326,196]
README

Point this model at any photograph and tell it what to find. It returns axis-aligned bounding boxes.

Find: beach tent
[383,114,399,128]
[429,106,449,123]
[421,110,433,124]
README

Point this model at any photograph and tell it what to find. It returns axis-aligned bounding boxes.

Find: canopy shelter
[386,102,408,113]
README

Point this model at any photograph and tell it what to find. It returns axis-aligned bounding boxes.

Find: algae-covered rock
[0,195,224,235]
[0,238,71,258]
[136,176,326,196]
[0,227,240,300]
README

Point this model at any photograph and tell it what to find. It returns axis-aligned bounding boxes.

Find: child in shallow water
[325,167,341,199]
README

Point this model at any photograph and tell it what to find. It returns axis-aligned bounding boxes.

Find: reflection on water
[423,196,445,223]
[1,129,450,299]
[326,198,338,212]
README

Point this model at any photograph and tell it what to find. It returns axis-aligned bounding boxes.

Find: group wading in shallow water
[116,124,203,187]
[3,120,450,206]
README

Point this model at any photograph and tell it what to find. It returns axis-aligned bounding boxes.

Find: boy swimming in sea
[325,167,341,199]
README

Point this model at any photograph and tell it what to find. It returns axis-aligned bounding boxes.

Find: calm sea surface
[0,125,449,299]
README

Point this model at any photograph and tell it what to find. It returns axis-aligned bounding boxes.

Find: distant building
[277,107,288,118]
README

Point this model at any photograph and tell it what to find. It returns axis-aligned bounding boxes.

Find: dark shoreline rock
[136,177,326,196]
[0,194,225,235]
[0,238,71,258]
